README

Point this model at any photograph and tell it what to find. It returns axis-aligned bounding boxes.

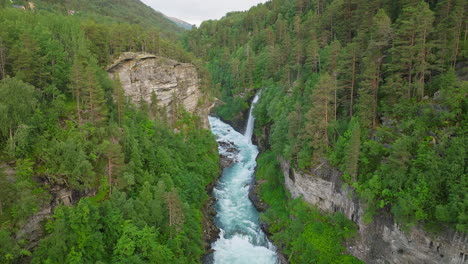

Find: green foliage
[35,0,184,37]
[0,230,21,264]
[255,152,362,264]
[187,0,468,232]
[0,4,218,263]
[30,108,219,263]
[0,78,37,142]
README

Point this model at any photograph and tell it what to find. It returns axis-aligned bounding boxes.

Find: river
[208,95,278,264]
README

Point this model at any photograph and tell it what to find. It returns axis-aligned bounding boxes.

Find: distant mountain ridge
[166,16,193,30]
[34,0,184,36]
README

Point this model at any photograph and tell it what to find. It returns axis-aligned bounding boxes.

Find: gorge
[207,96,279,264]
[0,0,466,263]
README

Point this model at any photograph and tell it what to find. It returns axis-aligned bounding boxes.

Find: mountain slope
[35,0,183,36]
[167,16,193,30]
[186,0,467,262]
[0,3,217,263]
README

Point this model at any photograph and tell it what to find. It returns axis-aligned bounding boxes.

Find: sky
[141,0,269,26]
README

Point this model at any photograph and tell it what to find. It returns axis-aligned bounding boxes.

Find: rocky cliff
[107,52,213,128]
[280,159,467,264]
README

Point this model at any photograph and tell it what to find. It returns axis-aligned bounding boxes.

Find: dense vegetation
[0,4,218,264]
[0,0,466,262]
[186,0,467,237]
[256,152,363,263]
[6,0,184,37]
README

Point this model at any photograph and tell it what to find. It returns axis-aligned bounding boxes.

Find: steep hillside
[32,0,183,37]
[0,4,217,264]
[167,16,194,30]
[186,0,467,262]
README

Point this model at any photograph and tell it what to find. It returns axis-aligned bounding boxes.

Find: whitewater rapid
[208,95,278,264]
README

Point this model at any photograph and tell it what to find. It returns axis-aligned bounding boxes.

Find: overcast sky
[141,0,269,26]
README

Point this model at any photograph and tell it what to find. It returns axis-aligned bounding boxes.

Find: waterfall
[244,94,260,143]
[207,94,278,264]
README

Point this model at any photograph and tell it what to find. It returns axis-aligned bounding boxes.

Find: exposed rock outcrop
[202,181,220,253]
[107,52,213,128]
[16,207,52,250]
[280,159,468,264]
[248,179,269,212]
[216,140,239,169]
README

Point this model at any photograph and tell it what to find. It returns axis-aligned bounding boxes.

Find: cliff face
[280,160,467,264]
[107,52,213,128]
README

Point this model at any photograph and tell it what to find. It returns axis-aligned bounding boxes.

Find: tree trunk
[9,127,13,152]
[372,57,382,127]
[334,74,337,122]
[408,31,415,98]
[108,157,113,195]
[325,101,329,151]
[452,19,462,68]
[350,51,356,117]
[0,42,5,80]
[76,90,81,124]
[419,27,427,100]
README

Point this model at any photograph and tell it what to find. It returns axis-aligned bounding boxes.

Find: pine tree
[305,73,333,161]
[338,41,360,117]
[357,9,392,127]
[149,91,160,120]
[387,1,434,100]
[11,33,40,86]
[288,103,304,161]
[0,37,6,80]
[345,119,361,182]
[313,0,326,16]
[104,137,125,195]
[70,56,86,123]
[113,74,125,126]
[327,40,341,122]
[165,189,184,237]
[434,0,467,68]
[296,0,311,14]
[84,63,107,124]
[275,14,288,43]
[0,78,37,145]
[305,30,321,73]
[245,45,255,86]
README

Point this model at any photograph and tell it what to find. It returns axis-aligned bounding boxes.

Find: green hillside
[12,0,183,37]
[0,3,216,263]
[0,0,466,263]
[186,0,467,262]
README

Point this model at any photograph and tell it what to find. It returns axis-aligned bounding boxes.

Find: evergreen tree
[305,33,321,73]
[387,1,434,100]
[165,189,185,237]
[70,54,87,123]
[0,78,37,147]
[357,9,392,127]
[103,137,125,195]
[84,63,107,124]
[434,0,467,68]
[10,33,41,86]
[305,73,334,161]
[113,74,126,126]
[0,37,6,80]
[338,41,360,117]
[345,119,361,181]
[327,40,341,122]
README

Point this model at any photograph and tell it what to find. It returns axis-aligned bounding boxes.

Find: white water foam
[208,95,278,264]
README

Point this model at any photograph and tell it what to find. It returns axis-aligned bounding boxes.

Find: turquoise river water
[208,95,278,264]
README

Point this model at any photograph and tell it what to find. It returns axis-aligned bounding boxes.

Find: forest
[185,0,466,261]
[0,1,219,263]
[0,0,466,263]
